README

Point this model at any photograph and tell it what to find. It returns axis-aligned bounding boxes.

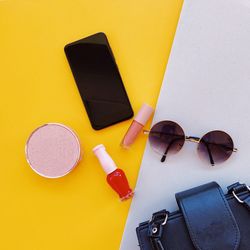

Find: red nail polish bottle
[93,144,133,201]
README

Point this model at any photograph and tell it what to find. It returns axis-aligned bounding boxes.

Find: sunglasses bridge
[185,136,200,143]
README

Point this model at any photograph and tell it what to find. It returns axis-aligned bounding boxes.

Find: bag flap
[175,182,240,250]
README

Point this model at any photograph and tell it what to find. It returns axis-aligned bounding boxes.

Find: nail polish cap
[134,104,154,126]
[93,144,117,175]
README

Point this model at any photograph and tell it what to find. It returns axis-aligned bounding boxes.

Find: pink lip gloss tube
[121,103,154,148]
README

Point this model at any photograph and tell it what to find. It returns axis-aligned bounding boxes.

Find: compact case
[136,182,250,250]
[25,123,81,178]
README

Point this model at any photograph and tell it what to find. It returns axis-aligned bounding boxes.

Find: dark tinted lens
[197,130,234,165]
[149,121,185,160]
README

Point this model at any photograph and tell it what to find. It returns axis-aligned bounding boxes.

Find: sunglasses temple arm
[203,142,215,166]
[161,138,182,163]
[142,129,169,162]
[204,142,238,153]
[161,147,168,162]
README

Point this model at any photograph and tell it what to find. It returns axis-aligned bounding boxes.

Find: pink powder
[25,123,81,178]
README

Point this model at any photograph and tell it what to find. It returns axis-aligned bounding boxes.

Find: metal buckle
[148,211,169,239]
[232,185,250,203]
[161,213,168,226]
[150,211,169,226]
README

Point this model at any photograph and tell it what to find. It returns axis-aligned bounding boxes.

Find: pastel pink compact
[25,123,81,178]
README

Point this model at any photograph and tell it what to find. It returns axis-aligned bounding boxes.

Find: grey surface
[120,0,250,249]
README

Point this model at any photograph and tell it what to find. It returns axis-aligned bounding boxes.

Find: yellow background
[0,1,183,249]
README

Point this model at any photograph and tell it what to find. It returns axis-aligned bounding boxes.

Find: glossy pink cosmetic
[121,104,154,148]
[93,144,133,201]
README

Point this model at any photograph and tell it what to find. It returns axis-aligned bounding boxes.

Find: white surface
[120,0,250,249]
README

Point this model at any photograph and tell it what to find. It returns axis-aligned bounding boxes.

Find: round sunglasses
[144,120,237,166]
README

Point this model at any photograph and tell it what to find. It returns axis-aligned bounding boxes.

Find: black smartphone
[64,32,133,130]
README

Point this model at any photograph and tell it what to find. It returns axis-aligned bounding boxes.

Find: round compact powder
[25,123,81,178]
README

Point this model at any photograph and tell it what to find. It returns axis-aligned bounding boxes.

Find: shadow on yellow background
[0,1,183,249]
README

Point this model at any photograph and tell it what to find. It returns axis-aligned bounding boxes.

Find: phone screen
[64,33,133,130]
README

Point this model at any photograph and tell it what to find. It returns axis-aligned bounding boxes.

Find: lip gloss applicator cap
[134,103,154,126]
[93,144,133,201]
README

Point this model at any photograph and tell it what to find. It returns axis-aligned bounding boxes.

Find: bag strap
[227,182,250,211]
[175,182,240,250]
[147,210,169,250]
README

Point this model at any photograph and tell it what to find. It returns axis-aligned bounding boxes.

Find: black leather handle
[175,182,241,250]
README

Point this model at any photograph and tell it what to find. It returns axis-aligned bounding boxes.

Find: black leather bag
[136,182,250,250]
